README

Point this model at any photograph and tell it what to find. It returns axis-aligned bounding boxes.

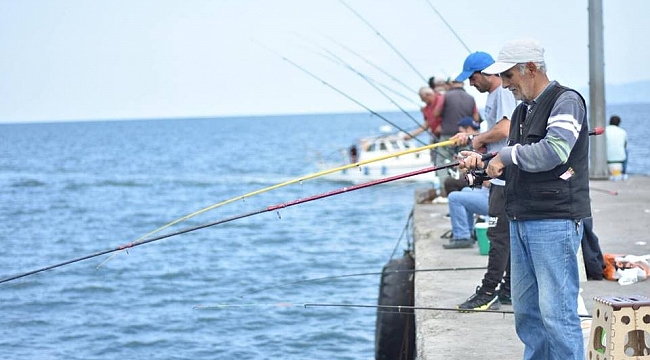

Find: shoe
[440,229,453,239]
[497,287,511,305]
[442,238,473,249]
[458,286,501,311]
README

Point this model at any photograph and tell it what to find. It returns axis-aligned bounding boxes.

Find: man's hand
[451,132,470,146]
[459,151,504,178]
[486,154,505,178]
[458,150,484,170]
[471,135,485,151]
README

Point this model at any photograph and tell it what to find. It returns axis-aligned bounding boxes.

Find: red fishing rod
[589,127,604,136]
[0,153,496,286]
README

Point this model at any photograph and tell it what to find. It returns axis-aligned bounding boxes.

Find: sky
[0,0,648,123]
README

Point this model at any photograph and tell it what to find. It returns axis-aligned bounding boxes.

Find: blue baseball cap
[458,116,480,130]
[455,52,495,82]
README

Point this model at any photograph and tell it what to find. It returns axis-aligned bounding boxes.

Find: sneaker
[442,238,473,249]
[497,288,511,305]
[458,287,501,311]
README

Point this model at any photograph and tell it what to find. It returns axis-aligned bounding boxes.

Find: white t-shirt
[483,86,517,185]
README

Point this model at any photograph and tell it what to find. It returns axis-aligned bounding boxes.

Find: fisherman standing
[460,39,590,360]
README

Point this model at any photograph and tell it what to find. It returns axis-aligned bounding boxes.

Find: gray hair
[517,61,546,75]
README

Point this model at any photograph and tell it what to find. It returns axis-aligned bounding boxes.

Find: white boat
[317,133,439,184]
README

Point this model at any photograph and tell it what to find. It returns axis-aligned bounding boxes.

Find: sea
[0,103,648,360]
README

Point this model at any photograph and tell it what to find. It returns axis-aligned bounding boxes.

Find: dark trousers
[483,184,511,292]
[581,217,605,280]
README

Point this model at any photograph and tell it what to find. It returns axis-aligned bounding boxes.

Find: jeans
[448,186,489,240]
[510,219,584,360]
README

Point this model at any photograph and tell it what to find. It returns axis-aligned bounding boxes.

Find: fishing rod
[261,41,458,169]
[338,0,428,83]
[322,34,418,96]
[297,36,420,108]
[293,38,458,165]
[239,266,487,298]
[422,0,472,54]
[256,40,427,146]
[0,153,492,285]
[194,302,593,318]
[95,138,456,267]
[306,41,426,129]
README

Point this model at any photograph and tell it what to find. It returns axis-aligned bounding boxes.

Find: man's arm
[499,92,586,173]
[472,118,510,150]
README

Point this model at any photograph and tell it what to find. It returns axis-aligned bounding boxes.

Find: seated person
[430,117,481,204]
[442,181,489,249]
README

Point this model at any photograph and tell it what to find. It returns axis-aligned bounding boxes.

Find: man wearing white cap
[459,39,590,360]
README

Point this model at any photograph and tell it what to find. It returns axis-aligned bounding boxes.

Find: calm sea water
[0,104,648,360]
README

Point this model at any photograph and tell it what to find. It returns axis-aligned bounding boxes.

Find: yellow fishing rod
[96,138,455,267]
[141,139,453,239]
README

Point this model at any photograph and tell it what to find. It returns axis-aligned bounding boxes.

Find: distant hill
[580,80,650,105]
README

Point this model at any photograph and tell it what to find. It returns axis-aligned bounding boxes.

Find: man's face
[468,72,491,93]
[500,63,533,102]
[420,92,435,104]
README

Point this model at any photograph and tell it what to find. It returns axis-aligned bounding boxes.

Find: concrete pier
[413,176,650,359]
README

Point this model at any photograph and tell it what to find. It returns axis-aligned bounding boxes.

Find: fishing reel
[465,168,491,188]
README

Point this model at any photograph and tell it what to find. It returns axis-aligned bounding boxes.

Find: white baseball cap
[482,39,545,75]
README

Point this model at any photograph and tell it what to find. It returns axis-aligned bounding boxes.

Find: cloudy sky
[0,0,647,123]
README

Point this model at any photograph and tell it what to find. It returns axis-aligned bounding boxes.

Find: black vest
[504,83,591,220]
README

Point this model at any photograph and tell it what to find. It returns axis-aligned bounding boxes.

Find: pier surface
[413,176,650,359]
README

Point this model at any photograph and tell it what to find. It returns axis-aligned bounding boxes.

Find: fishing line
[238,265,486,298]
[321,34,418,97]
[388,209,414,260]
[293,34,420,108]
[256,40,427,146]
[0,154,486,285]
[305,42,425,129]
[304,303,594,318]
[422,0,472,54]
[338,0,428,83]
[280,36,458,164]
[196,302,595,319]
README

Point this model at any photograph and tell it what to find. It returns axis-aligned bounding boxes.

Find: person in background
[605,115,628,180]
[446,51,517,314]
[440,117,488,247]
[581,217,605,280]
[460,39,591,360]
[407,79,448,203]
[442,117,481,197]
[408,86,444,140]
[431,79,480,201]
